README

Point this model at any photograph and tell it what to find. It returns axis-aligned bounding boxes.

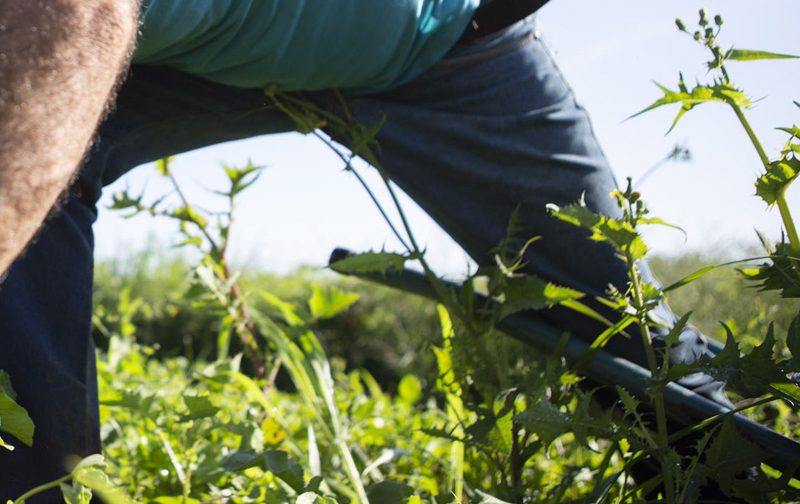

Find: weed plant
[3,9,800,504]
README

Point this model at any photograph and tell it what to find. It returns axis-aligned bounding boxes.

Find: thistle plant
[635,8,800,297]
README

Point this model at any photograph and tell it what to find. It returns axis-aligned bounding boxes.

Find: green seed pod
[675,18,686,32]
[693,31,702,41]
[699,8,709,26]
[705,27,714,38]
[714,14,723,26]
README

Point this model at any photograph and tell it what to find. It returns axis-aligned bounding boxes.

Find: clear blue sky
[94,1,799,277]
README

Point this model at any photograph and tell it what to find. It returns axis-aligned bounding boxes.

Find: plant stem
[510,422,522,501]
[777,193,800,257]
[320,121,477,334]
[336,438,369,504]
[312,131,411,251]
[730,104,770,168]
[167,170,264,377]
[157,429,187,488]
[626,255,675,504]
[731,104,800,255]
[13,475,71,503]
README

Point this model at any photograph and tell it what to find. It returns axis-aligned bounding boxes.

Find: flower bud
[714,14,723,26]
[699,8,709,26]
[675,18,686,32]
[693,31,702,41]
[705,27,714,38]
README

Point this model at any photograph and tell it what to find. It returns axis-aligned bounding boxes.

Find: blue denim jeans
[0,18,703,496]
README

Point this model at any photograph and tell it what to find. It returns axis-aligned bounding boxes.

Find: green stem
[731,104,800,255]
[330,124,476,334]
[312,131,411,251]
[336,438,369,504]
[167,170,264,377]
[13,474,71,503]
[627,254,675,504]
[667,395,779,445]
[366,155,480,334]
[777,193,800,257]
[276,91,475,332]
[730,104,770,168]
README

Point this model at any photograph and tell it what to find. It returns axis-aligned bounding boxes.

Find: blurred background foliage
[93,245,797,389]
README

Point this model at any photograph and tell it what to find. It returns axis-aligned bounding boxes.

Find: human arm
[0,0,139,275]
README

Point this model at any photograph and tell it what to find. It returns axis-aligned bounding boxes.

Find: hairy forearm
[0,0,139,275]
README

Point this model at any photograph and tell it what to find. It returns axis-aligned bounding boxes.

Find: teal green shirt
[132,0,478,93]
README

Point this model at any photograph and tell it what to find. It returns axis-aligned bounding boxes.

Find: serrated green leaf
[499,275,584,318]
[329,251,407,275]
[704,418,765,494]
[630,81,750,133]
[699,322,800,401]
[755,157,799,205]
[514,398,572,448]
[108,191,147,218]
[728,49,799,61]
[744,323,777,368]
[548,200,647,260]
[615,386,639,418]
[707,325,742,378]
[221,162,263,197]
[223,161,260,184]
[546,201,602,231]
[308,284,359,320]
[740,242,800,298]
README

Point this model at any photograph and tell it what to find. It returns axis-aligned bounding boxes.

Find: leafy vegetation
[3,8,800,503]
